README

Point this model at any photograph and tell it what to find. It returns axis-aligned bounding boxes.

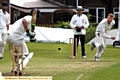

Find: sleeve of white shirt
[7,14,10,24]
[82,15,89,29]
[70,15,77,29]
[100,19,115,39]
[23,16,32,30]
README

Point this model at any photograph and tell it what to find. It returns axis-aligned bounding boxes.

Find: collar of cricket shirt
[77,14,82,17]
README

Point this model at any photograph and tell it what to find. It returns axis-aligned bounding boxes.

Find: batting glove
[30,37,36,42]
[26,30,36,38]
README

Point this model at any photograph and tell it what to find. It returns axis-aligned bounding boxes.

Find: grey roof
[10,0,60,8]
[10,0,75,13]
[11,5,59,13]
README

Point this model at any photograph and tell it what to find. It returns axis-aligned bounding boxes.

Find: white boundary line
[76,74,83,80]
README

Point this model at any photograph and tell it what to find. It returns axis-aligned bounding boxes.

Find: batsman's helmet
[2,1,8,6]
[30,8,41,18]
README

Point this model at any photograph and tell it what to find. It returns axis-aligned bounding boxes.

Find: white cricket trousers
[94,32,106,58]
[6,34,29,56]
[0,29,7,57]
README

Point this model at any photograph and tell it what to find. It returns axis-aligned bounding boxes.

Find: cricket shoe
[94,56,100,62]
[0,54,3,60]
[82,55,86,59]
[0,57,3,60]
[91,42,96,51]
[71,56,76,59]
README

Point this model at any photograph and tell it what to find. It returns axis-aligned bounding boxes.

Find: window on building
[113,7,119,27]
[89,7,105,23]
[14,10,20,22]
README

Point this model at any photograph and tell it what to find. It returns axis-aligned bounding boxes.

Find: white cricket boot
[94,56,100,62]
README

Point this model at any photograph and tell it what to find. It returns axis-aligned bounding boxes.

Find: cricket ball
[58,47,61,50]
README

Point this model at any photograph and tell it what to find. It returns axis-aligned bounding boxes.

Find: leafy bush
[85,23,98,43]
[54,21,71,29]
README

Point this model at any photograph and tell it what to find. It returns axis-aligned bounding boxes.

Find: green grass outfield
[0,42,120,80]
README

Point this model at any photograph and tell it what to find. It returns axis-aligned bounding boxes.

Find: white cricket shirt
[96,18,115,39]
[70,14,89,35]
[0,9,10,29]
[8,15,32,35]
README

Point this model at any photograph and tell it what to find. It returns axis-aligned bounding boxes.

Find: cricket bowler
[91,13,115,61]
[6,8,40,75]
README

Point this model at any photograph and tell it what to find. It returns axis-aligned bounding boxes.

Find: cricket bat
[31,9,37,32]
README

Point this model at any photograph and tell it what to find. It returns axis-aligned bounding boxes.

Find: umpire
[70,6,89,59]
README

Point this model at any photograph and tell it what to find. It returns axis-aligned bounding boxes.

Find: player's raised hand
[111,36,115,40]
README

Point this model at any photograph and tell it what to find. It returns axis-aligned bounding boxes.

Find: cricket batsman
[6,8,40,75]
